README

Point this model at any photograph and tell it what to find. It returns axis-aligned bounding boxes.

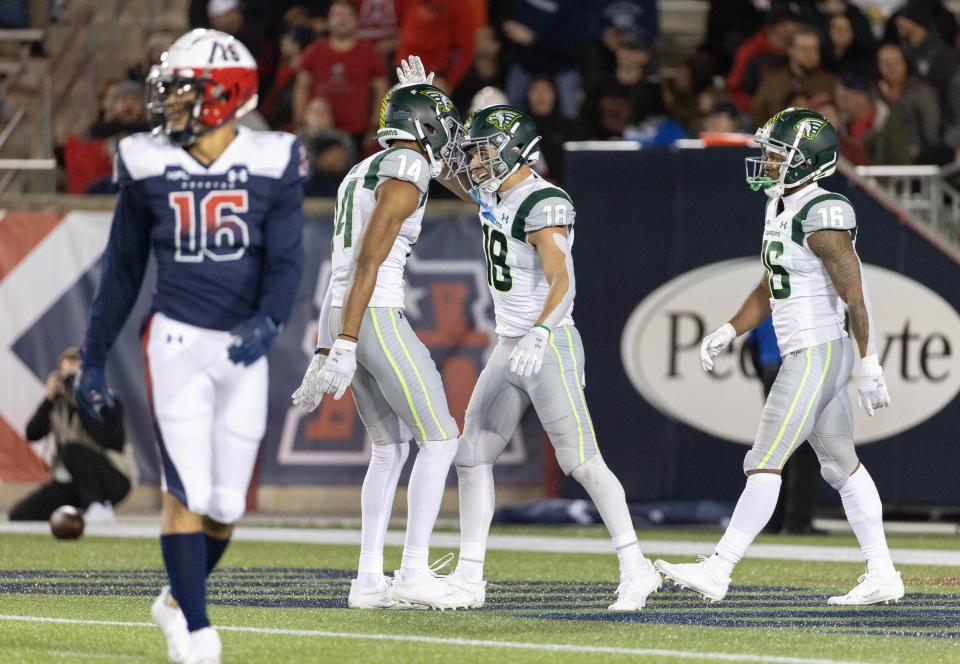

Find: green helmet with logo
[460,105,541,193]
[745,107,839,199]
[377,83,462,177]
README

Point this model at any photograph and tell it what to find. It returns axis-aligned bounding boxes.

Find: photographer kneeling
[9,347,133,521]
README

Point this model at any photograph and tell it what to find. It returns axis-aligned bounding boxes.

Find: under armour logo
[166,334,184,344]
[227,168,249,185]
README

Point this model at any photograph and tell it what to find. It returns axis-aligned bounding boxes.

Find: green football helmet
[459,105,541,194]
[376,83,462,178]
[745,107,839,199]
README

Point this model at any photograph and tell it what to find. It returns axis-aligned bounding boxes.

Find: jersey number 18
[482,225,512,292]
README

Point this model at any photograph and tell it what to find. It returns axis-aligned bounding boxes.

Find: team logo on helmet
[794,117,826,139]
[417,88,454,113]
[486,109,521,131]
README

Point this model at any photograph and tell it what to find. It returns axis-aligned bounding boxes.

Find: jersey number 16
[169,190,250,263]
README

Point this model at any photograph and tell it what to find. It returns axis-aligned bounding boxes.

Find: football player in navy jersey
[76,29,304,664]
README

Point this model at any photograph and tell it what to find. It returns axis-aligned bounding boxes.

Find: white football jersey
[762,184,862,354]
[475,172,576,337]
[330,146,430,308]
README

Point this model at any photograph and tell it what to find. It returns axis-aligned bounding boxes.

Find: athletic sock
[358,442,410,586]
[399,438,457,578]
[839,465,896,575]
[204,535,230,575]
[570,456,652,577]
[160,532,210,632]
[712,473,782,577]
[455,463,495,582]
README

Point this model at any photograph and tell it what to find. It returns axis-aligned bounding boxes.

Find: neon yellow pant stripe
[563,326,597,452]
[549,333,585,464]
[369,309,427,441]
[757,346,813,469]
[776,340,832,469]
[388,309,448,440]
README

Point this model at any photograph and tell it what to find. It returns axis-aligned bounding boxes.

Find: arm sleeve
[80,152,154,368]
[258,139,306,326]
[520,190,576,235]
[376,149,431,195]
[25,399,54,441]
[799,197,856,235]
[78,397,126,451]
[316,278,334,349]
[858,258,878,358]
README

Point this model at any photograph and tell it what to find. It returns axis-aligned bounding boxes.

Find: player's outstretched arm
[509,227,574,377]
[314,178,420,400]
[808,228,890,415]
[700,275,770,372]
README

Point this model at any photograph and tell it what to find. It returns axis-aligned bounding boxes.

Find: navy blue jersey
[82,127,306,367]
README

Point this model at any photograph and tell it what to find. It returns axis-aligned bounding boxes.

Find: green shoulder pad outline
[791,192,854,245]
[362,146,402,191]
[512,187,573,241]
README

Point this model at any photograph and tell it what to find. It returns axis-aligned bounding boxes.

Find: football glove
[700,322,736,372]
[228,313,279,366]
[509,326,550,377]
[75,365,114,422]
[291,352,328,411]
[857,354,891,416]
[316,338,357,400]
[396,55,434,86]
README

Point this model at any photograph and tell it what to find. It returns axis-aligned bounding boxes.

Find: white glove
[291,352,327,411]
[316,339,357,400]
[509,326,550,377]
[396,55,434,86]
[857,354,891,416]
[700,322,737,372]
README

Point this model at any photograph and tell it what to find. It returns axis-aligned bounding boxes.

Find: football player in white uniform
[434,104,661,611]
[292,72,476,610]
[77,30,305,663]
[655,108,902,606]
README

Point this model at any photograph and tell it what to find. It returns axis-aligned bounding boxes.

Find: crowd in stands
[42,0,960,193]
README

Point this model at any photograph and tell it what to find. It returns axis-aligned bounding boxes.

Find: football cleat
[151,586,190,663]
[444,569,487,609]
[390,569,476,610]
[655,556,731,603]
[184,626,221,664]
[827,568,904,606]
[608,567,661,611]
[348,576,401,609]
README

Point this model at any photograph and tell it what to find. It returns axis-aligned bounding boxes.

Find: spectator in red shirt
[262,24,315,131]
[357,0,399,57]
[294,0,388,145]
[394,0,477,90]
[726,6,802,112]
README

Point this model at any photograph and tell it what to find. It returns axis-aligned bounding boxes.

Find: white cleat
[390,569,476,610]
[655,557,730,603]
[827,568,905,606]
[608,567,661,611]
[151,586,190,663]
[348,576,400,609]
[184,626,221,664]
[83,501,114,523]
[444,570,486,609]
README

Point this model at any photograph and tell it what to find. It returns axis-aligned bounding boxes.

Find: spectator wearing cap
[726,6,802,113]
[876,42,943,163]
[452,26,505,113]
[892,0,958,105]
[394,0,478,91]
[526,75,581,184]
[883,0,958,53]
[834,70,911,165]
[750,26,836,129]
[499,0,588,120]
[262,24,315,130]
[581,0,658,95]
[206,0,280,97]
[580,33,664,139]
[294,0,387,147]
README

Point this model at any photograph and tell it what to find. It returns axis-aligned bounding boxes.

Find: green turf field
[1,525,958,663]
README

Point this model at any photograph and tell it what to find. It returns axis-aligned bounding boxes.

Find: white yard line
[1,521,958,566]
[0,614,870,664]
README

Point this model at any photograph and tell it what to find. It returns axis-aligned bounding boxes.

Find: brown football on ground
[50,505,84,540]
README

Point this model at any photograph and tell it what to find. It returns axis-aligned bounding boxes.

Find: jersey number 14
[169,190,250,263]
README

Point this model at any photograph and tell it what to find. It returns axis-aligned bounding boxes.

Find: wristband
[532,324,551,336]
[338,333,359,342]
